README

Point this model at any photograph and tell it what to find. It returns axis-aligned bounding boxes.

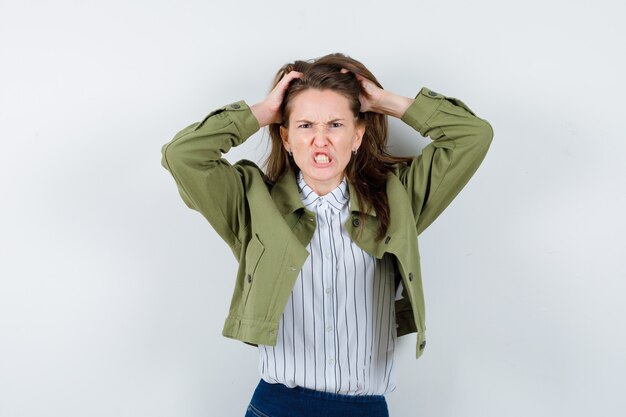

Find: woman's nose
[312,125,330,146]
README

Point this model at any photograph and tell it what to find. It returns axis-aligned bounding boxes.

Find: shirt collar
[297,171,349,212]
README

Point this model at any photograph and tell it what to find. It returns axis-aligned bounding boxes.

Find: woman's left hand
[342,69,414,118]
[341,69,384,113]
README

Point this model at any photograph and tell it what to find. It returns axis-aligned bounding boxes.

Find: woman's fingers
[357,75,385,113]
[355,75,376,112]
[278,70,303,91]
[262,70,303,124]
[339,69,381,112]
[271,71,302,102]
[252,70,303,127]
[284,69,304,82]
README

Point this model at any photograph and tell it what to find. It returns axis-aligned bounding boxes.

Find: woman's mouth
[313,153,332,165]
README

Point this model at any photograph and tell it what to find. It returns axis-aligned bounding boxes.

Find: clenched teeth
[315,155,330,163]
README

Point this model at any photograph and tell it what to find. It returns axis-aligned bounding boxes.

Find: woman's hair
[264,52,412,241]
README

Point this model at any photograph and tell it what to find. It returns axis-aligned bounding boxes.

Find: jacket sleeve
[397,87,494,236]
[160,101,260,251]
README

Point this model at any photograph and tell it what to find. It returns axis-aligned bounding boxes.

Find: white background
[1,0,625,416]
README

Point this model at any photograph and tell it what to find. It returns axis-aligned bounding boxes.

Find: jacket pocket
[242,233,265,307]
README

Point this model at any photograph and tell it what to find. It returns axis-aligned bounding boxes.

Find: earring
[352,148,358,155]
[288,150,293,157]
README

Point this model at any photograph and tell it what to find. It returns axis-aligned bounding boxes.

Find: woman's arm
[355,74,494,235]
[160,71,303,252]
[397,87,493,235]
[160,102,260,252]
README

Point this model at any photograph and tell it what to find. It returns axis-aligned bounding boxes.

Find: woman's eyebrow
[294,118,346,123]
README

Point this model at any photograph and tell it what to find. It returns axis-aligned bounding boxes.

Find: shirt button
[428,91,438,97]
[326,326,333,332]
[231,103,241,109]
[325,288,332,295]
[352,218,360,227]
[328,358,335,365]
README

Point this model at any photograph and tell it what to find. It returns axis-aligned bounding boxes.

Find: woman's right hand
[251,70,303,128]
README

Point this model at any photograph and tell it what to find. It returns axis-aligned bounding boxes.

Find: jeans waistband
[257,379,386,403]
[248,379,389,417]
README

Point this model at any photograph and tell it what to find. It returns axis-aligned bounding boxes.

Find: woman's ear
[353,122,366,150]
[280,125,289,150]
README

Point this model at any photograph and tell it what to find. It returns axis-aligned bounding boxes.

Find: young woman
[161,53,493,417]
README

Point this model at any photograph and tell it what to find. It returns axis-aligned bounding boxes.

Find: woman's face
[280,89,365,196]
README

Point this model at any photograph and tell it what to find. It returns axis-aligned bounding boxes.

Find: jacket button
[231,103,241,109]
[246,274,252,283]
[384,236,391,244]
[352,218,360,227]
[419,340,426,349]
[408,272,414,281]
[428,91,438,97]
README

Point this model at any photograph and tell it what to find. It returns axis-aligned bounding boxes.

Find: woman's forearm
[250,102,275,128]
[371,91,415,119]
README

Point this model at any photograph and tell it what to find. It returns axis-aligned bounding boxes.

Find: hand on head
[251,70,303,127]
[340,68,385,114]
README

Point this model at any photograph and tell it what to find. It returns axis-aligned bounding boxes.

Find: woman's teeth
[315,155,330,163]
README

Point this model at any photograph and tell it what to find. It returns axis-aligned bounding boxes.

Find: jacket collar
[270,167,377,217]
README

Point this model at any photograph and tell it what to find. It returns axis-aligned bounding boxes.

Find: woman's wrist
[375,92,414,119]
[250,102,277,128]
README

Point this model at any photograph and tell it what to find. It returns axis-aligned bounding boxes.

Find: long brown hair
[265,53,411,241]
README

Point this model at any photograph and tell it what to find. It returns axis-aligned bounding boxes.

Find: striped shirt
[258,172,398,395]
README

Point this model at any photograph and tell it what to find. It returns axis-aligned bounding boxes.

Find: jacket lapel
[347,181,378,217]
[270,167,305,217]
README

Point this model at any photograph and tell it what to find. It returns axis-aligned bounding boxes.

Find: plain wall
[1,0,625,416]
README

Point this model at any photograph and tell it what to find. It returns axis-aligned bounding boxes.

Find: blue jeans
[244,379,389,417]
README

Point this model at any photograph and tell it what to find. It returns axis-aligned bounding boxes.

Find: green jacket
[161,87,493,358]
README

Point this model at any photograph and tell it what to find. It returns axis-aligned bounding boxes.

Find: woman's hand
[343,69,414,119]
[342,69,384,113]
[251,70,303,128]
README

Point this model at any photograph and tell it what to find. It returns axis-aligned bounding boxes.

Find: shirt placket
[318,198,338,385]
